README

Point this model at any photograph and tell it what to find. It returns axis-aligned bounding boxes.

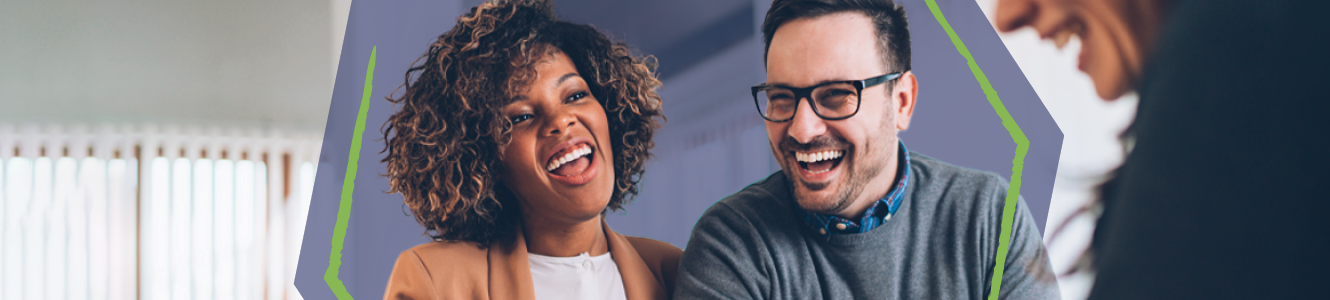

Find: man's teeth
[795,150,844,163]
[546,145,592,172]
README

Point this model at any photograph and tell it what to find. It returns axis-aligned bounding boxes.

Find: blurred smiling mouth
[795,149,844,175]
[545,141,598,186]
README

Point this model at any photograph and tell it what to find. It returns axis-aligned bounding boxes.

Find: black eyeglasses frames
[751,72,903,122]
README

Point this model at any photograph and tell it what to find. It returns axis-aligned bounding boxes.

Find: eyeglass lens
[756,82,859,121]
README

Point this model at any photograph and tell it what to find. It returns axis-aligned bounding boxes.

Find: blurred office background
[0,0,347,299]
[1,0,1130,300]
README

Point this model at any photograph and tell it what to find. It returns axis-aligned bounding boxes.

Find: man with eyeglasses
[673,0,1060,299]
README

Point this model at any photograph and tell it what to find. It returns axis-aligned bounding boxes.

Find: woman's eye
[566,91,589,103]
[510,114,534,123]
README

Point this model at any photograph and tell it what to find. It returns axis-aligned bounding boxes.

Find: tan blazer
[383,220,682,300]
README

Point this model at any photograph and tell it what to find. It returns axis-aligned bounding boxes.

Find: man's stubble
[778,100,898,217]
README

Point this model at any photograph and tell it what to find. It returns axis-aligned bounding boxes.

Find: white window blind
[0,123,320,300]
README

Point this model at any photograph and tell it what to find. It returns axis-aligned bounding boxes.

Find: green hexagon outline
[323,2,1033,298]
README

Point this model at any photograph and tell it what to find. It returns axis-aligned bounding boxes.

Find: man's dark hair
[762,0,911,74]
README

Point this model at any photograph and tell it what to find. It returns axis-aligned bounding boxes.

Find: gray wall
[0,0,336,131]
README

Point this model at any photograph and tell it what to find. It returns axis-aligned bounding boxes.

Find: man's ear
[893,71,918,131]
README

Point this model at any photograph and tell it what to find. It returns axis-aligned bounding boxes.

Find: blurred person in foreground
[379,0,679,299]
[672,0,1060,298]
[996,0,1330,298]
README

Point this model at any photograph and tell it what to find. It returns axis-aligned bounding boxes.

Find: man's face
[765,12,916,217]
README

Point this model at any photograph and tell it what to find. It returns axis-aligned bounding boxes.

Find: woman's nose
[544,110,578,136]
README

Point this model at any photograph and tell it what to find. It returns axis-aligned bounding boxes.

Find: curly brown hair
[380,0,664,246]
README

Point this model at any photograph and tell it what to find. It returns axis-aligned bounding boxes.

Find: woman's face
[499,49,616,225]
[995,0,1164,100]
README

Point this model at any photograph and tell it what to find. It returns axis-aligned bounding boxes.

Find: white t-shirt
[527,251,627,300]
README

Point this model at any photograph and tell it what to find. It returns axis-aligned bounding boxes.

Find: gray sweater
[674,152,1060,299]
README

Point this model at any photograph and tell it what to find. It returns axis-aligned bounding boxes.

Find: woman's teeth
[546,145,592,172]
[1053,21,1083,49]
[795,150,843,163]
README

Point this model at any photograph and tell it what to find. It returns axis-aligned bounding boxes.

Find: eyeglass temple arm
[863,72,904,88]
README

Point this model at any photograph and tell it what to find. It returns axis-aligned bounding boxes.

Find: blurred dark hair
[380,0,663,246]
[761,0,912,74]
[1047,126,1135,276]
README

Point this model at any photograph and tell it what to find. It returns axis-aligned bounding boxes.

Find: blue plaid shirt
[801,141,910,240]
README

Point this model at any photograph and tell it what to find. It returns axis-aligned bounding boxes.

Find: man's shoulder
[687,171,804,243]
[709,171,796,220]
[906,152,1011,220]
[909,151,1008,197]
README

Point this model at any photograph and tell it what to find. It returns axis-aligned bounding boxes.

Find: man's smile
[795,149,845,175]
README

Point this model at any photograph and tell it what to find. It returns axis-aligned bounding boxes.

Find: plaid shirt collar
[799,141,910,240]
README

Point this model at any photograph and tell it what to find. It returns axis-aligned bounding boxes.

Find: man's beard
[777,130,894,216]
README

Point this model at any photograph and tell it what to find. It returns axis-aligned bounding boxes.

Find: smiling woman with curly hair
[379,0,677,299]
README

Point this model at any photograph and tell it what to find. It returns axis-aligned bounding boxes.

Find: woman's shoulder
[623,236,681,275]
[404,240,488,257]
[392,240,490,280]
[621,236,683,296]
[385,241,490,299]
[623,236,681,262]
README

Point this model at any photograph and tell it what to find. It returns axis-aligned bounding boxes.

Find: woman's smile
[544,138,599,186]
